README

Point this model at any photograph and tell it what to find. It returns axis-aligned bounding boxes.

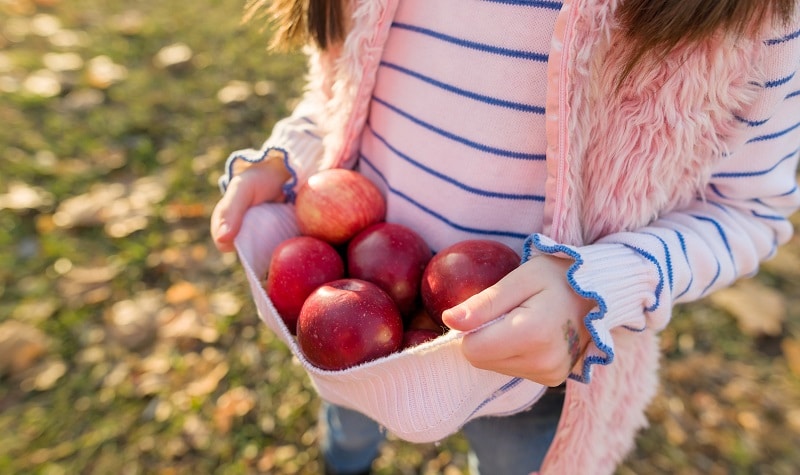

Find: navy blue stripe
[380,61,545,114]
[643,232,674,293]
[764,72,796,88]
[734,114,770,127]
[765,27,800,45]
[366,123,545,202]
[372,96,546,160]
[751,210,788,221]
[787,89,800,99]
[777,183,799,196]
[700,259,722,296]
[481,0,562,9]
[708,183,728,198]
[360,154,531,240]
[466,377,526,420]
[619,244,664,313]
[691,215,736,269]
[713,148,798,178]
[746,120,800,143]
[391,22,548,62]
[674,230,693,300]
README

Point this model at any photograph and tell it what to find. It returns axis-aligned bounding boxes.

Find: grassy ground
[1,0,799,473]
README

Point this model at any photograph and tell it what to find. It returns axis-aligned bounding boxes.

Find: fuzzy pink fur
[562,0,765,245]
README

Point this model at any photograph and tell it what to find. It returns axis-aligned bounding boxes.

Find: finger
[210,178,251,252]
[442,265,541,332]
[469,354,569,387]
[459,305,585,385]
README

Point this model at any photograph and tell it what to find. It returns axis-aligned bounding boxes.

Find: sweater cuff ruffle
[522,234,661,383]
[218,146,290,193]
[218,135,322,202]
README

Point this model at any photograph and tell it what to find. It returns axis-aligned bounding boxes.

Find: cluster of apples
[264,169,519,371]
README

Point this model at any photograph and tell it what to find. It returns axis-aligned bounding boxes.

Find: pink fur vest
[292,0,773,472]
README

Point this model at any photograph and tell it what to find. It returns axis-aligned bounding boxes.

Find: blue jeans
[320,390,564,474]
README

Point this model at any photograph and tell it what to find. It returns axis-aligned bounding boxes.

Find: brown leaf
[53,183,127,228]
[165,281,199,304]
[158,308,220,344]
[52,177,166,237]
[56,262,120,307]
[213,387,256,434]
[781,338,800,377]
[19,358,68,392]
[708,279,786,336]
[0,320,51,377]
[0,181,54,210]
[184,361,229,398]
[104,290,163,350]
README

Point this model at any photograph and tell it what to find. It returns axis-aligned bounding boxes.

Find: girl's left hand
[441,255,596,387]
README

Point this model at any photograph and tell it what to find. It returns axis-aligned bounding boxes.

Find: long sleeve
[217,91,327,200]
[217,44,342,200]
[526,23,800,383]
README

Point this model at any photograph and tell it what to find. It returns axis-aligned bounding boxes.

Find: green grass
[2,1,799,474]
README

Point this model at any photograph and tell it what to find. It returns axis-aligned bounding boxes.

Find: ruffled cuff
[217,146,292,194]
[217,128,324,202]
[522,234,662,383]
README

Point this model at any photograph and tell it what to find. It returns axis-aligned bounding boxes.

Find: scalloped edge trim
[522,233,614,383]
[218,147,299,203]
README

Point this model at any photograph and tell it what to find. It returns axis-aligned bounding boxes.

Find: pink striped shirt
[357,0,562,254]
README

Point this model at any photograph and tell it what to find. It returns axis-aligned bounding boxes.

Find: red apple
[407,308,446,334]
[264,236,345,334]
[421,240,520,327]
[296,278,403,371]
[401,329,441,349]
[347,222,432,317]
[294,168,386,245]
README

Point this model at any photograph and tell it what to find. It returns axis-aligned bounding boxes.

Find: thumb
[442,266,536,332]
[442,280,519,333]
[211,178,253,252]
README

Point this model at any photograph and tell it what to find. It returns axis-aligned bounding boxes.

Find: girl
[211,0,800,473]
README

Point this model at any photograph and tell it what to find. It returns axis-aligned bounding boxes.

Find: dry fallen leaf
[213,387,256,434]
[104,290,163,350]
[52,177,166,237]
[56,262,120,307]
[781,338,800,377]
[708,278,786,336]
[0,181,54,210]
[0,320,51,377]
[165,281,199,304]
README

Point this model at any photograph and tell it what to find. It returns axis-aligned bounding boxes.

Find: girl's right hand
[210,157,291,253]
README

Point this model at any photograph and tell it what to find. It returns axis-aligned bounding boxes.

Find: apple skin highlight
[421,240,520,327]
[296,278,404,371]
[294,168,386,245]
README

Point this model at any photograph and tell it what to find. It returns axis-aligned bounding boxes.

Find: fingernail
[442,305,466,325]
[218,222,230,237]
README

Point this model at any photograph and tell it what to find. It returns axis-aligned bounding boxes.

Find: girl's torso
[356,0,562,253]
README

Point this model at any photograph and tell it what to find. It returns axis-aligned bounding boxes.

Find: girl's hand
[210,157,291,252]
[441,255,596,387]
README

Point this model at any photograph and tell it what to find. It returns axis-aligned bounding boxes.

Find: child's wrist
[242,150,291,182]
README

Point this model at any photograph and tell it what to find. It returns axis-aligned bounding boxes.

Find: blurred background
[1,0,799,473]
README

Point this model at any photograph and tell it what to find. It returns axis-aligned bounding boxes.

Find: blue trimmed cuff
[522,234,658,383]
[217,146,299,202]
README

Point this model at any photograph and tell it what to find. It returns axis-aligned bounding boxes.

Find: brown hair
[245,0,346,51]
[617,0,797,80]
[253,0,796,63]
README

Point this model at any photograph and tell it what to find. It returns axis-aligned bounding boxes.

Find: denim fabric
[320,390,564,474]
[462,390,564,474]
[319,403,384,474]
